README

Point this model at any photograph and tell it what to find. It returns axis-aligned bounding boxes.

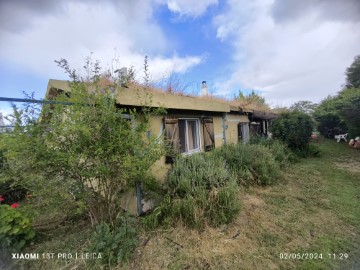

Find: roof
[46,79,230,113]
[46,79,278,119]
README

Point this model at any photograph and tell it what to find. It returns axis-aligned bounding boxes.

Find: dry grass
[18,141,359,270]
[128,141,360,270]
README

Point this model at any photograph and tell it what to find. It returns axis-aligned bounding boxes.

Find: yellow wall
[225,114,249,145]
[145,112,249,182]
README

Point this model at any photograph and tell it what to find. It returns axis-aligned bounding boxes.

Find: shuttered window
[202,117,215,151]
[164,116,215,162]
[164,117,179,163]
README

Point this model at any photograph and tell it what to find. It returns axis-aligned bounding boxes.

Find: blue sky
[1,0,360,120]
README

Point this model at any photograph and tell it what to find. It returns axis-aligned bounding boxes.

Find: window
[178,119,200,154]
[164,116,214,163]
[238,122,250,143]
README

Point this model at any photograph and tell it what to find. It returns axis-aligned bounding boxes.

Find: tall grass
[144,153,240,230]
[144,143,288,230]
[213,143,281,186]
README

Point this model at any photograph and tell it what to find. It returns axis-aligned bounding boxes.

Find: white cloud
[213,0,360,106]
[157,0,218,17]
[0,0,202,83]
[0,107,14,125]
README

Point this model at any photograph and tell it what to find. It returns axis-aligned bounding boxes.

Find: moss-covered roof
[46,79,278,119]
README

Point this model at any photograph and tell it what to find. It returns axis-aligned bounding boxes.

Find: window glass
[187,120,198,150]
[178,120,186,153]
[178,119,199,153]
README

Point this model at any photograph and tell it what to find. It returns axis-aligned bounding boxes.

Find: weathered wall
[225,114,249,145]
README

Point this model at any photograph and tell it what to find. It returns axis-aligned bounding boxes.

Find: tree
[271,111,313,151]
[313,95,347,136]
[289,100,317,115]
[0,58,165,226]
[234,89,267,106]
[314,55,360,137]
[334,87,360,136]
[345,55,360,89]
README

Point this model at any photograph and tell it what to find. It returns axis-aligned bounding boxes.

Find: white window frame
[179,118,201,155]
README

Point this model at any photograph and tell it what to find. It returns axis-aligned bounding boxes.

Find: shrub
[292,144,321,158]
[271,111,313,152]
[144,153,240,230]
[0,205,35,251]
[1,59,165,225]
[268,140,297,167]
[0,181,28,205]
[88,213,138,267]
[213,144,281,186]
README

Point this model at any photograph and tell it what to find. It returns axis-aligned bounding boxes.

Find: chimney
[201,81,208,96]
[114,67,128,87]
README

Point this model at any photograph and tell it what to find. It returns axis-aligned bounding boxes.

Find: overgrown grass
[10,140,360,269]
[144,153,240,230]
[213,143,282,186]
[136,140,360,270]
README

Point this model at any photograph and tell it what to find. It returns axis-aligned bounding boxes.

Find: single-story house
[45,79,277,214]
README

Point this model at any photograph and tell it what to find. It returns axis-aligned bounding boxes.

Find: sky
[0,0,359,119]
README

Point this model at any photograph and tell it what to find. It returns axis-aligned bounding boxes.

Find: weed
[88,213,138,267]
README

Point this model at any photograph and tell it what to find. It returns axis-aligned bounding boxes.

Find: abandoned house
[45,78,277,214]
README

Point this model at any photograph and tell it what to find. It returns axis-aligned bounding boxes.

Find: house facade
[46,79,257,180]
[45,79,275,215]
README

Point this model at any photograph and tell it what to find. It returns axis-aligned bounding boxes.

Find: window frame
[178,118,201,155]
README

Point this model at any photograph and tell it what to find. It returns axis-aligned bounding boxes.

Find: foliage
[234,89,268,106]
[271,111,313,152]
[88,213,138,267]
[144,153,240,230]
[292,143,321,158]
[0,180,27,205]
[314,88,360,137]
[213,143,281,186]
[0,57,165,225]
[345,55,360,88]
[289,100,317,115]
[314,55,360,138]
[0,205,35,251]
[250,138,297,168]
[335,88,360,136]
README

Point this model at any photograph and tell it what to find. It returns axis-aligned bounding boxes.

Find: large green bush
[0,205,35,251]
[271,111,313,151]
[213,144,281,186]
[0,59,164,226]
[144,153,240,230]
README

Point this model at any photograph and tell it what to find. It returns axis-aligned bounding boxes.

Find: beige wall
[225,114,249,145]
[145,112,249,182]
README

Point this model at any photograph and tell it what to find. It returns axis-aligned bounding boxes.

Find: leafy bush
[0,59,165,225]
[0,180,28,205]
[88,213,138,267]
[213,144,281,186]
[292,144,321,158]
[250,138,297,168]
[144,153,240,230]
[0,205,35,251]
[268,140,297,167]
[271,111,313,151]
